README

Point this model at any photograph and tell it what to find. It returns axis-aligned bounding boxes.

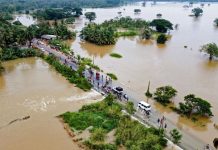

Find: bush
[90,128,106,142]
[44,55,92,91]
[110,53,122,58]
[107,73,118,80]
[84,140,117,150]
[1,48,38,61]
[157,34,167,44]
[154,86,177,105]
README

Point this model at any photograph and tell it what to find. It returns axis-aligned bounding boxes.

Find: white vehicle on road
[137,101,151,112]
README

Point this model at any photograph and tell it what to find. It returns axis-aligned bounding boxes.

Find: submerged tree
[150,19,173,33]
[73,8,83,17]
[200,43,218,60]
[178,94,213,117]
[157,34,167,44]
[192,7,203,17]
[154,86,177,105]
[142,28,152,40]
[134,9,141,14]
[214,18,218,26]
[85,12,96,22]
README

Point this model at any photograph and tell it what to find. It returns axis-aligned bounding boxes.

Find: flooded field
[0,58,102,150]
[71,2,218,145]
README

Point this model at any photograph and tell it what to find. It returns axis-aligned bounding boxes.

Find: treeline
[0,0,137,13]
[81,17,173,45]
[32,7,83,20]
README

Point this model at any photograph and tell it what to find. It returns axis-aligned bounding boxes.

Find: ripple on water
[21,96,56,112]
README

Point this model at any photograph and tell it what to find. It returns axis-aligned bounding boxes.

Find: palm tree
[200,43,218,60]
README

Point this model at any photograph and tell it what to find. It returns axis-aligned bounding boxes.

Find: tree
[134,9,141,14]
[80,23,116,45]
[142,28,152,40]
[85,12,96,22]
[150,19,173,33]
[178,94,213,117]
[200,43,218,60]
[125,101,136,114]
[154,86,177,105]
[192,7,203,17]
[170,129,182,144]
[157,34,167,44]
[73,8,83,17]
[65,17,75,24]
[214,18,218,26]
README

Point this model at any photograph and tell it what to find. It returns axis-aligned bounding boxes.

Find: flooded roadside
[0,58,102,150]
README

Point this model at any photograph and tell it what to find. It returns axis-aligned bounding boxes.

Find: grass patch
[110,53,122,58]
[107,73,118,80]
[115,30,138,37]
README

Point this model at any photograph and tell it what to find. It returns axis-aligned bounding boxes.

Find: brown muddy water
[70,2,218,145]
[0,58,102,150]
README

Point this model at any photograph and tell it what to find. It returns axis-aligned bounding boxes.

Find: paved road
[32,39,213,150]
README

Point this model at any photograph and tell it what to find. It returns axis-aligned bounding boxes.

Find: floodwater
[0,58,102,150]
[70,2,218,145]
[13,14,36,26]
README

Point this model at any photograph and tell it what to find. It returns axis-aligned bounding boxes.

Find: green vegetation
[157,34,168,44]
[1,48,38,61]
[65,17,75,24]
[61,95,121,131]
[81,17,149,45]
[142,28,152,40]
[13,20,22,25]
[150,19,173,33]
[0,13,13,20]
[115,115,167,150]
[33,8,74,20]
[44,54,92,91]
[134,9,141,14]
[0,0,137,13]
[177,94,213,117]
[192,7,203,17]
[61,95,167,150]
[170,129,182,144]
[102,17,149,29]
[154,86,177,105]
[49,39,71,55]
[200,43,218,60]
[85,12,96,22]
[116,30,138,37]
[107,73,118,80]
[110,53,122,58]
[81,23,116,45]
[214,18,218,26]
[125,101,136,114]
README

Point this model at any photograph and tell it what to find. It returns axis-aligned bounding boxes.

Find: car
[137,101,151,112]
[112,86,123,95]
